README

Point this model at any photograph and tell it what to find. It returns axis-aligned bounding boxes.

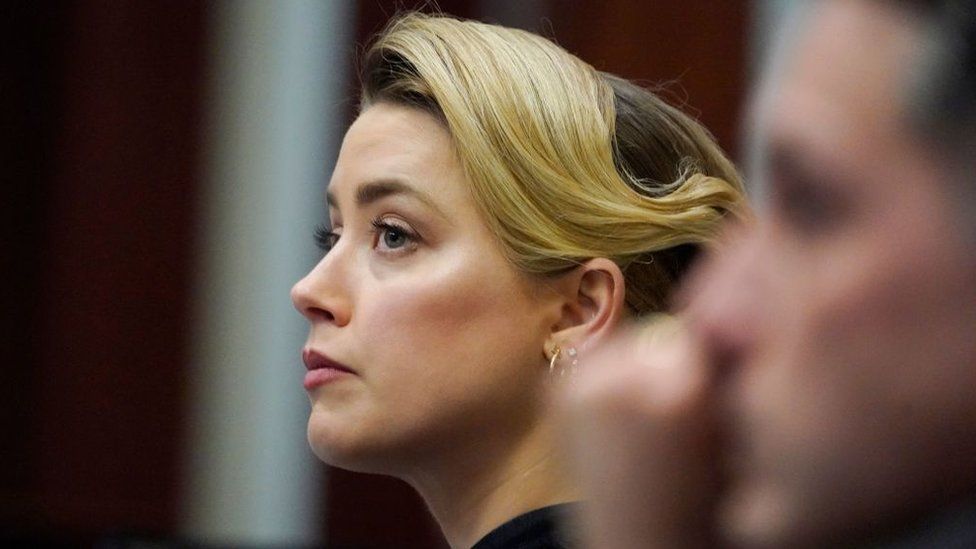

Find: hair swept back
[360,12,747,314]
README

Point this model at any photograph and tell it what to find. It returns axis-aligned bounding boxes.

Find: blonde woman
[291,13,746,549]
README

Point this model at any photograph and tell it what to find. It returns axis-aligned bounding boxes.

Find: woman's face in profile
[292,103,560,474]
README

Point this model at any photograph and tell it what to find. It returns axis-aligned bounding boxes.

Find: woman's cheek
[363,265,517,379]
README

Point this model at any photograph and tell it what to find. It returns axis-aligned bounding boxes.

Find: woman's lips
[302,349,356,390]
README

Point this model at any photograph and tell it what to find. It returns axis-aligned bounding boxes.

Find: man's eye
[768,158,852,238]
[779,182,849,236]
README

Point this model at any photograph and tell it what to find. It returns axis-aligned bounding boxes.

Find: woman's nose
[290,255,351,326]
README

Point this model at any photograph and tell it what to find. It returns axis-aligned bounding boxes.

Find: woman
[291,13,745,549]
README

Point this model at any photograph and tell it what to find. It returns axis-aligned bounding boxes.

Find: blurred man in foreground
[564,1,976,547]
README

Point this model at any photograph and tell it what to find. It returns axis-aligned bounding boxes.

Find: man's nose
[682,224,768,370]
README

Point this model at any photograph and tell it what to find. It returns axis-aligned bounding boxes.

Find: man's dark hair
[911,1,976,133]
[905,0,976,227]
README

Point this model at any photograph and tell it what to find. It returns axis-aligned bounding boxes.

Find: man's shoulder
[868,498,976,549]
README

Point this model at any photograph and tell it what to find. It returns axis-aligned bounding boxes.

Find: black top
[466,497,976,549]
[470,503,579,549]
[869,498,976,549]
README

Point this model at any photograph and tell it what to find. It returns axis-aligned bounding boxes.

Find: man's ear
[548,258,627,351]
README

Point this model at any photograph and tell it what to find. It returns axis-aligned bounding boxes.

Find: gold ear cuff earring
[548,345,579,377]
[548,346,561,375]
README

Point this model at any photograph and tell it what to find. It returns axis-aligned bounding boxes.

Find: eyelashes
[314,224,340,253]
[313,217,419,254]
[370,218,417,251]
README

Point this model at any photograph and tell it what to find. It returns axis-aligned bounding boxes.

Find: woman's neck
[402,419,579,549]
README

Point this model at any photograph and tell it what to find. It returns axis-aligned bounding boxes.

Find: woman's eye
[371,219,417,252]
[314,224,341,252]
[382,227,407,248]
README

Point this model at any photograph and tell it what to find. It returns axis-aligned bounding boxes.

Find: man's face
[685,1,976,545]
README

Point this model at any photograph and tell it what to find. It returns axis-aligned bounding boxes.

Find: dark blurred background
[1,1,753,547]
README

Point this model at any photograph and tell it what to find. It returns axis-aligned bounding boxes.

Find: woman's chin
[306,416,393,474]
[308,419,354,466]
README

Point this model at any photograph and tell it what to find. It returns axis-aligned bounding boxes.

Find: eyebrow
[326,179,445,218]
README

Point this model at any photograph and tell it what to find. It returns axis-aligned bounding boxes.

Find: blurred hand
[559,315,721,549]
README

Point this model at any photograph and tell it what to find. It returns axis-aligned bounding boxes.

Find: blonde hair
[361,13,747,314]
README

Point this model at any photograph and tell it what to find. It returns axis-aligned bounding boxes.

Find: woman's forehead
[324,103,488,233]
[329,105,461,201]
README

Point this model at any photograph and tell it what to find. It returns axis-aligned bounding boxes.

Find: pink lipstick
[302,349,356,390]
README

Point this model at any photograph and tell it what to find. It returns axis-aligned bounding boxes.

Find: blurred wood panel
[0,0,206,543]
[0,0,68,534]
[549,0,748,156]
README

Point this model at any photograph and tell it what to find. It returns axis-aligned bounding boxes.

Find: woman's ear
[550,258,627,350]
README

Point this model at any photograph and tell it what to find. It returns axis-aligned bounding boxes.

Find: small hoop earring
[548,346,561,375]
